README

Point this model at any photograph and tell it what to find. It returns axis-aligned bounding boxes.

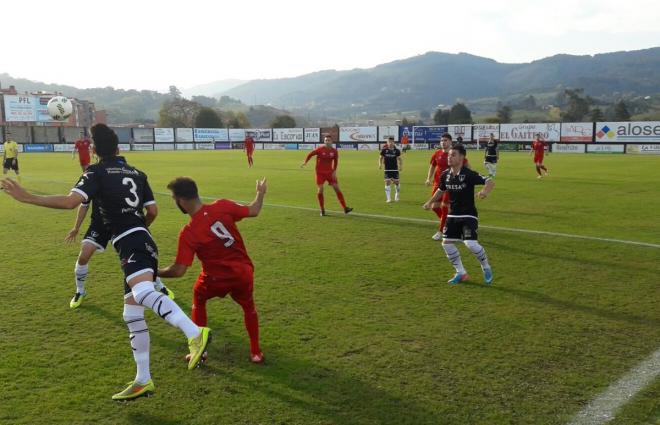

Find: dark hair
[167,177,199,200]
[441,133,452,141]
[324,135,333,140]
[90,124,118,157]
[387,136,395,141]
[450,143,467,156]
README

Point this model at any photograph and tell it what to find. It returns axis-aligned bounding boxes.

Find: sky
[1,0,658,92]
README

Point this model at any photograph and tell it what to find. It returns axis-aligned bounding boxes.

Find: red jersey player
[425,133,468,240]
[159,176,267,364]
[300,135,352,216]
[244,133,255,167]
[531,133,549,178]
[73,134,92,171]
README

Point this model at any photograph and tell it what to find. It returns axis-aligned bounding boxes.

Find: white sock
[131,281,200,339]
[74,262,88,294]
[395,184,400,194]
[442,243,466,274]
[490,164,497,176]
[123,304,151,384]
[153,276,165,292]
[384,185,391,201]
[464,240,491,270]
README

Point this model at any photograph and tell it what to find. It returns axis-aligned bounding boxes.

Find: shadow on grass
[80,304,442,424]
[462,281,660,328]
[198,331,441,425]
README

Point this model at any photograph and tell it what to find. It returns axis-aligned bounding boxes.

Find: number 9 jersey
[70,156,156,241]
[175,199,253,280]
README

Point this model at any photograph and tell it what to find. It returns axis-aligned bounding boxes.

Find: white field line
[568,347,660,425]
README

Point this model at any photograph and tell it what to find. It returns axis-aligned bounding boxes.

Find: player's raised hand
[64,228,79,243]
[1,178,31,203]
[256,177,267,194]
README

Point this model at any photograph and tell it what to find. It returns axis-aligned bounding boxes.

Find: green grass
[0,150,659,425]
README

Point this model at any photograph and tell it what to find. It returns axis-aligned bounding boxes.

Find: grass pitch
[0,149,658,424]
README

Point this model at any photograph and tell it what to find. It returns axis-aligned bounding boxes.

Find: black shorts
[82,220,111,252]
[3,158,18,171]
[443,216,479,241]
[113,230,159,296]
[485,156,498,164]
[384,170,400,180]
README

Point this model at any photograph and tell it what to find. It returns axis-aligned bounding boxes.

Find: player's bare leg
[330,182,352,214]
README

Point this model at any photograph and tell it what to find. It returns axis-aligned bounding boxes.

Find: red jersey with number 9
[175,199,253,279]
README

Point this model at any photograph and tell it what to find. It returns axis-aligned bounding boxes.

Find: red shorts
[79,156,91,166]
[193,264,254,303]
[534,153,544,163]
[246,149,254,155]
[316,171,337,185]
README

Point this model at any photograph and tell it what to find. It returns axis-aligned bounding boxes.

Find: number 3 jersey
[70,156,156,242]
[175,199,253,279]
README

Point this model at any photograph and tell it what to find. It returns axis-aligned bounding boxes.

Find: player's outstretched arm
[158,263,188,278]
[65,203,90,243]
[247,178,267,217]
[1,178,83,209]
[425,164,435,186]
[478,179,495,199]
[423,188,444,210]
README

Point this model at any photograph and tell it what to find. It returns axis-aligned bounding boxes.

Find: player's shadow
[196,331,441,425]
[461,281,659,328]
[485,238,659,275]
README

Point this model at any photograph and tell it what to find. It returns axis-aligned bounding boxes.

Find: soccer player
[379,137,402,202]
[300,135,353,216]
[158,176,266,364]
[244,132,255,168]
[423,144,495,284]
[1,124,210,401]
[425,133,467,241]
[531,133,549,178]
[3,135,20,180]
[484,133,499,177]
[73,133,92,171]
[400,132,410,153]
[64,199,175,309]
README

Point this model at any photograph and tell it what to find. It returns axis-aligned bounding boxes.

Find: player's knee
[463,240,482,250]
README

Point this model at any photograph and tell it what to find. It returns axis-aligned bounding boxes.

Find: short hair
[167,177,199,200]
[450,143,467,156]
[324,135,333,140]
[387,136,395,141]
[90,124,118,157]
[441,133,452,140]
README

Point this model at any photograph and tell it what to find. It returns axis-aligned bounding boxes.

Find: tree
[496,105,512,123]
[589,107,605,122]
[448,103,472,124]
[613,101,631,120]
[194,107,223,128]
[419,110,431,120]
[168,85,182,98]
[270,115,296,128]
[158,98,200,127]
[223,110,251,128]
[433,108,450,125]
[191,95,218,108]
[561,88,591,122]
[522,95,537,110]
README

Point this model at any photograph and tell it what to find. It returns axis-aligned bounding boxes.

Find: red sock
[191,295,208,327]
[235,297,260,355]
[432,207,442,219]
[317,193,325,210]
[336,191,347,209]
